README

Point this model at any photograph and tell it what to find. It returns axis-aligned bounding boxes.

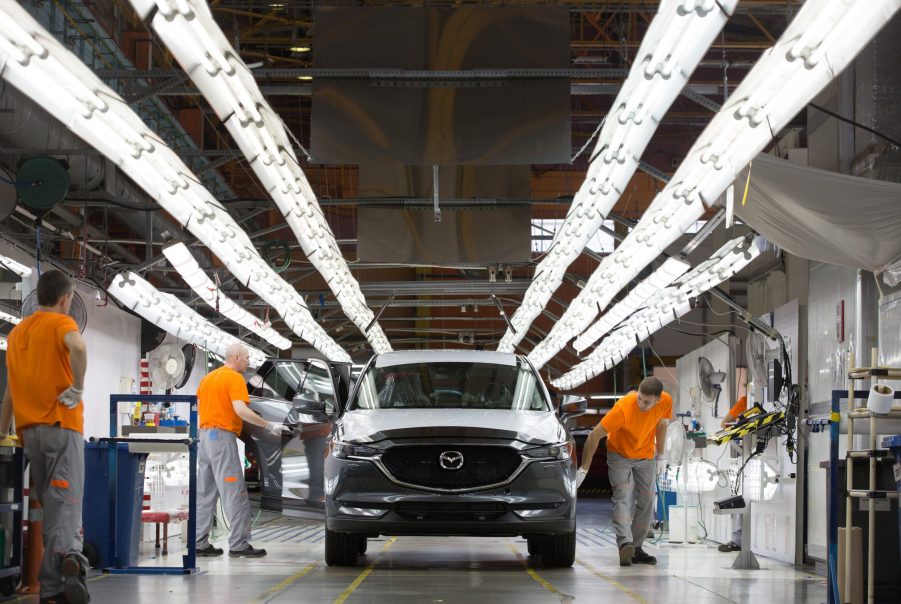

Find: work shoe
[197,544,224,557]
[718,541,741,552]
[618,542,635,566]
[229,545,267,558]
[61,554,90,604]
[632,548,657,565]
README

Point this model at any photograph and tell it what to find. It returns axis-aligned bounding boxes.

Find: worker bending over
[195,343,291,558]
[578,377,673,566]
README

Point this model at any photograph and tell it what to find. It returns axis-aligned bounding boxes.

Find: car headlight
[332,441,381,459]
[522,442,574,461]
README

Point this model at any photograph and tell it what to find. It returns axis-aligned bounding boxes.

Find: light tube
[551,237,759,388]
[0,254,32,277]
[108,271,267,368]
[0,309,21,325]
[129,0,391,354]
[162,243,292,350]
[497,0,738,353]
[0,1,351,362]
[527,0,900,370]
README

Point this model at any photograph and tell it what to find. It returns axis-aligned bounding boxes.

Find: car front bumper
[325,456,576,537]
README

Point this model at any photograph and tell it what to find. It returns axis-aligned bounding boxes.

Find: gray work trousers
[195,429,252,551]
[607,452,656,550]
[22,425,88,598]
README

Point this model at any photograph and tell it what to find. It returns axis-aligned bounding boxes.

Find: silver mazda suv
[324,350,584,567]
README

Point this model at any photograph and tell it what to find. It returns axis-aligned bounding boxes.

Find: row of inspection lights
[2,0,899,385]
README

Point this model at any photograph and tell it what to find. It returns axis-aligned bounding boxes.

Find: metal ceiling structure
[0,0,802,377]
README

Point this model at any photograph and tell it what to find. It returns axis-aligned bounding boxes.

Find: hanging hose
[261,239,291,273]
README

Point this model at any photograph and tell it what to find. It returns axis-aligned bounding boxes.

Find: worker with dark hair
[577,376,673,566]
[0,269,90,604]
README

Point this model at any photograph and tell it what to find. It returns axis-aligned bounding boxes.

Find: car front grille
[395,501,507,521]
[380,444,522,490]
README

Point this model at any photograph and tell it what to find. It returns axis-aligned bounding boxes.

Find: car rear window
[350,361,548,411]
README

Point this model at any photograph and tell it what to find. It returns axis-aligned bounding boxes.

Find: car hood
[337,409,567,445]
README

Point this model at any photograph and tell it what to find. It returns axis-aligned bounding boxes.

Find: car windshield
[350,360,549,411]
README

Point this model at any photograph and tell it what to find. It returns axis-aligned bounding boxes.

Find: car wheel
[325,529,360,566]
[526,537,543,557]
[539,528,576,568]
[357,536,368,555]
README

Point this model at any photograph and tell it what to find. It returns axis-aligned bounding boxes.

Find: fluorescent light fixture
[290,46,311,53]
[127,0,390,355]
[0,2,352,362]
[527,0,900,370]
[0,309,21,325]
[552,236,759,389]
[497,0,738,353]
[108,271,268,368]
[573,257,690,352]
[296,76,313,80]
[162,243,292,350]
[0,254,32,277]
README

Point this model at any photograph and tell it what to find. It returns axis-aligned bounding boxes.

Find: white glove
[57,386,84,409]
[266,422,292,436]
[576,467,588,488]
[655,457,668,477]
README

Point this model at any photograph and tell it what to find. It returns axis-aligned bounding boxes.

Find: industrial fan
[20,289,87,332]
[662,421,698,544]
[697,356,726,414]
[147,341,187,393]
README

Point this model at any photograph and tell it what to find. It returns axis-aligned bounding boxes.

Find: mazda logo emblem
[438,450,464,470]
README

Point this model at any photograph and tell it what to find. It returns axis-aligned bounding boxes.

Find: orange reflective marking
[224,476,238,483]
[50,479,69,489]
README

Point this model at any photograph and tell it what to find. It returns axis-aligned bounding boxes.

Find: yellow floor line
[332,537,397,604]
[506,543,571,600]
[251,562,320,603]
[576,557,650,604]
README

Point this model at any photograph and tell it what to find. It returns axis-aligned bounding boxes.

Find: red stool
[141,510,190,555]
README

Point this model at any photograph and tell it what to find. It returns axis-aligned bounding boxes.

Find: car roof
[373,350,523,368]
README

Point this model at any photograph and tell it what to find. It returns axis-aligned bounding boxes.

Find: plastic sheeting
[734,153,901,283]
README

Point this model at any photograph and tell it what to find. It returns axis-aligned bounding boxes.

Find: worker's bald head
[224,343,250,372]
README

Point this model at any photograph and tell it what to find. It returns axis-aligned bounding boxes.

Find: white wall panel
[806,262,858,558]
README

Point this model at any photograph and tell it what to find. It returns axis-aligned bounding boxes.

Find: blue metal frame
[827,389,901,604]
[103,394,199,575]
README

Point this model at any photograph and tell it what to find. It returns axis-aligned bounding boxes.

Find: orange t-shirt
[198,366,250,435]
[7,311,83,435]
[728,396,748,419]
[601,391,673,460]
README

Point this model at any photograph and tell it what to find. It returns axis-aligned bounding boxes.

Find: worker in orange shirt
[195,343,291,558]
[717,395,747,552]
[578,377,673,566]
[0,270,90,604]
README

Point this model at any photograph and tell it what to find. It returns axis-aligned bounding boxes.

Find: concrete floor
[4,499,826,603]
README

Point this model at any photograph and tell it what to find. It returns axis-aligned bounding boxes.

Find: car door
[279,359,342,511]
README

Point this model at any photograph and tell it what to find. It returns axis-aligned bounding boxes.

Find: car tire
[325,529,360,566]
[539,528,576,568]
[526,537,543,557]
[357,536,368,555]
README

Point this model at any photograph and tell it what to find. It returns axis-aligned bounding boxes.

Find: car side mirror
[293,391,326,414]
[558,395,587,421]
